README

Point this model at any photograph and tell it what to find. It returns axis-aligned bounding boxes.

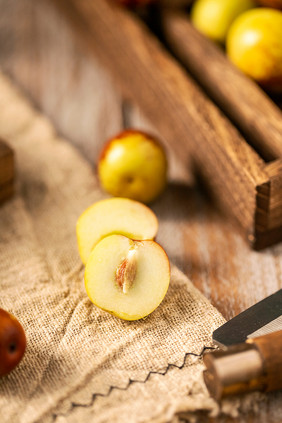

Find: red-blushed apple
[98,130,168,204]
[76,197,159,265]
[0,309,26,376]
[84,234,170,320]
[226,8,282,92]
[191,0,255,43]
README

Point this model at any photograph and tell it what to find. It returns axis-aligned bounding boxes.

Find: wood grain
[252,330,282,393]
[51,0,272,247]
[266,159,282,229]
[0,0,123,162]
[253,159,282,249]
[161,10,282,162]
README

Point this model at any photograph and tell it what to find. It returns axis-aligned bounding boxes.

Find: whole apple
[226,8,282,92]
[98,130,168,204]
[191,0,255,43]
[0,308,26,376]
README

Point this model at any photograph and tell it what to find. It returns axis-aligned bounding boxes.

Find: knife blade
[203,290,282,400]
[213,289,282,348]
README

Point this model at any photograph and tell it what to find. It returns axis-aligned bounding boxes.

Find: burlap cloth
[0,73,263,423]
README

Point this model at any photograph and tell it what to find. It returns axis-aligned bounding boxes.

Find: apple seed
[116,248,138,294]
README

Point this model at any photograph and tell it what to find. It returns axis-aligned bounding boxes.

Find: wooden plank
[0,0,124,162]
[52,0,268,242]
[251,160,282,248]
[161,10,282,162]
[265,159,282,229]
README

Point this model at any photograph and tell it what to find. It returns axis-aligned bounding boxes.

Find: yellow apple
[84,234,170,320]
[76,197,159,265]
[226,8,282,91]
[191,0,255,43]
[98,130,168,204]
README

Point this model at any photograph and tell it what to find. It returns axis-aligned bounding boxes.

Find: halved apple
[76,198,159,265]
[84,234,170,320]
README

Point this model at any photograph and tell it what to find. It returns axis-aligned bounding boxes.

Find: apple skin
[0,309,26,376]
[191,0,256,43]
[98,130,168,204]
[226,8,282,92]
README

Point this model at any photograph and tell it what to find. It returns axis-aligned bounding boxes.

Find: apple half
[84,234,170,320]
[76,198,159,265]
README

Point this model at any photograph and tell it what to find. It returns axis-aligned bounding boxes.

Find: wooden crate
[53,0,282,249]
[0,140,14,204]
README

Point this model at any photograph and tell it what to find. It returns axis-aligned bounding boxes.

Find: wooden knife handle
[249,330,282,392]
[203,330,282,400]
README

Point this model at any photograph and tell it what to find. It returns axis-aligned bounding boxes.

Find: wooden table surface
[0,1,281,422]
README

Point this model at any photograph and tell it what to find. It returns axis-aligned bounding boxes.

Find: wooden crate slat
[265,160,282,230]
[161,10,282,162]
[53,0,269,241]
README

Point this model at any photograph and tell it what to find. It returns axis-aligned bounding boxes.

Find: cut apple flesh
[76,198,159,265]
[84,235,170,320]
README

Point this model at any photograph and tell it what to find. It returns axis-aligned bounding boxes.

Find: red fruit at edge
[0,308,26,376]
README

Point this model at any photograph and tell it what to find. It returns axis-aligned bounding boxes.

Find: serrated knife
[203,290,282,400]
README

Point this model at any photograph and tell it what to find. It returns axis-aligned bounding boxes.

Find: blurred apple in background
[226,8,282,92]
[98,130,168,204]
[191,0,256,43]
[0,309,26,376]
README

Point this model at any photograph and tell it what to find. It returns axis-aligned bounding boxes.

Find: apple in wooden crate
[191,0,255,43]
[227,8,282,92]
[84,234,170,320]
